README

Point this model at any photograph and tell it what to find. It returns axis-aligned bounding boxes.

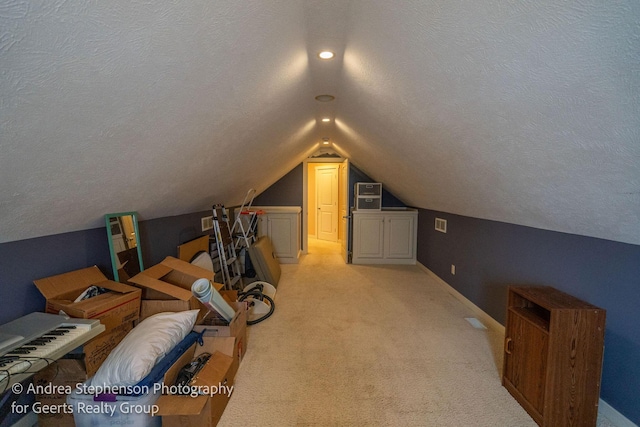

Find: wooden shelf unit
[502,286,606,427]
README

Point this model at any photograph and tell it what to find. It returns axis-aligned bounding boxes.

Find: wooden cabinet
[503,286,606,427]
[254,206,301,264]
[352,209,417,264]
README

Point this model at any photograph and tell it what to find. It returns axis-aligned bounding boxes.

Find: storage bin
[67,384,162,427]
[356,197,381,210]
[355,182,382,196]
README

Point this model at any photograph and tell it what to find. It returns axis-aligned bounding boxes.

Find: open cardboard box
[193,290,247,338]
[33,266,141,330]
[191,292,248,384]
[193,291,248,382]
[157,348,235,427]
[129,256,225,323]
[33,266,141,375]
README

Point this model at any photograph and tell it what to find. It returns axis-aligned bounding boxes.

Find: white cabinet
[254,206,301,264]
[352,209,418,264]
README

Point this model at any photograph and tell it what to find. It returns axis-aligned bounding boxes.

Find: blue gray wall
[0,211,212,325]
[416,209,640,424]
[0,167,637,422]
[349,164,406,209]
[253,163,303,207]
[0,228,112,325]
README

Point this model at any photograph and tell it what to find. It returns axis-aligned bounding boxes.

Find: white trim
[302,159,308,254]
[417,262,504,333]
[598,399,638,427]
[416,262,637,427]
[303,158,348,255]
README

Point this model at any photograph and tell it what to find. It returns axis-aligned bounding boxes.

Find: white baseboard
[599,399,638,427]
[416,262,637,427]
[416,262,504,334]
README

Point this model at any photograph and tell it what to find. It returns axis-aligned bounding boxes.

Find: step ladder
[211,204,243,290]
[231,189,264,252]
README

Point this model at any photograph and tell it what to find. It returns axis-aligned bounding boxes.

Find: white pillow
[90,310,199,388]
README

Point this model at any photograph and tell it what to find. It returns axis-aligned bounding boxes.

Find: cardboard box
[67,344,197,427]
[157,350,234,427]
[33,266,141,332]
[193,294,248,381]
[33,266,141,376]
[129,256,224,322]
[33,358,88,427]
[194,301,247,338]
[194,317,247,383]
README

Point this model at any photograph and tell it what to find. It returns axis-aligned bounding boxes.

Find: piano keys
[0,312,105,391]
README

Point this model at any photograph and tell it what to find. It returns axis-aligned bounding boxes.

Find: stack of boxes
[32,266,142,426]
[32,256,248,427]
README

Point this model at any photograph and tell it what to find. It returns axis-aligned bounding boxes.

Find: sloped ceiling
[1,1,639,245]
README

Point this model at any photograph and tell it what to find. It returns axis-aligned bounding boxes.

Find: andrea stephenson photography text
[9,380,234,417]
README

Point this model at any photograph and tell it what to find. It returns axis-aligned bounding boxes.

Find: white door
[340,160,350,262]
[316,165,338,242]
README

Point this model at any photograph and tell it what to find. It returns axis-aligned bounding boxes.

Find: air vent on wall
[201,216,213,232]
[435,218,447,233]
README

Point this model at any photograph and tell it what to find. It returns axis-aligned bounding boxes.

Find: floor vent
[464,317,487,329]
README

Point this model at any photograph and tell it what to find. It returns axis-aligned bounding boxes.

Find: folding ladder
[211,204,243,290]
[231,188,264,252]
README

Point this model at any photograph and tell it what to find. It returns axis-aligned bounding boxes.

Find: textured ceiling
[1,1,639,245]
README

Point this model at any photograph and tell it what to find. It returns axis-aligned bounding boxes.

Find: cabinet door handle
[504,337,513,355]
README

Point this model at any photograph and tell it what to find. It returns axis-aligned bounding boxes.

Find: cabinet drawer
[356,182,382,196]
[356,197,381,210]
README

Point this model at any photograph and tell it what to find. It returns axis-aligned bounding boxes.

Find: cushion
[90,310,199,388]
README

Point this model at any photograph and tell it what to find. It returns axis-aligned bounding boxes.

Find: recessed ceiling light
[321,118,331,123]
[322,138,330,145]
[315,94,335,102]
[318,51,335,59]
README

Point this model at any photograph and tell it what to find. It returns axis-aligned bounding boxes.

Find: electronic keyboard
[0,312,105,391]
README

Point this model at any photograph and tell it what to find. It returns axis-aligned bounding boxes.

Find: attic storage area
[1,1,639,426]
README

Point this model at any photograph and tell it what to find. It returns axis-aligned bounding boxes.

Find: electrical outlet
[451,264,456,275]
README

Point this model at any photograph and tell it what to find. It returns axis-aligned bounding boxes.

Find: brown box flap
[34,266,108,299]
[139,262,175,280]
[129,273,194,301]
[160,256,214,278]
[191,351,233,389]
[177,236,209,262]
[156,351,233,416]
[129,256,223,301]
[156,395,209,416]
[162,343,197,387]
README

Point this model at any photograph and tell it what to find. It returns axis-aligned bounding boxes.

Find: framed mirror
[105,212,144,282]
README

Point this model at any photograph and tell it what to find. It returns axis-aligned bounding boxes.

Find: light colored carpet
[218,238,538,426]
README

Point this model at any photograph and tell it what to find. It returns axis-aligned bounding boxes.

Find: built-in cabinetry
[352,208,418,264]
[253,206,301,264]
[503,286,606,427]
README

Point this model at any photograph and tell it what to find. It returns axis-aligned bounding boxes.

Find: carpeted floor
[217,238,539,426]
